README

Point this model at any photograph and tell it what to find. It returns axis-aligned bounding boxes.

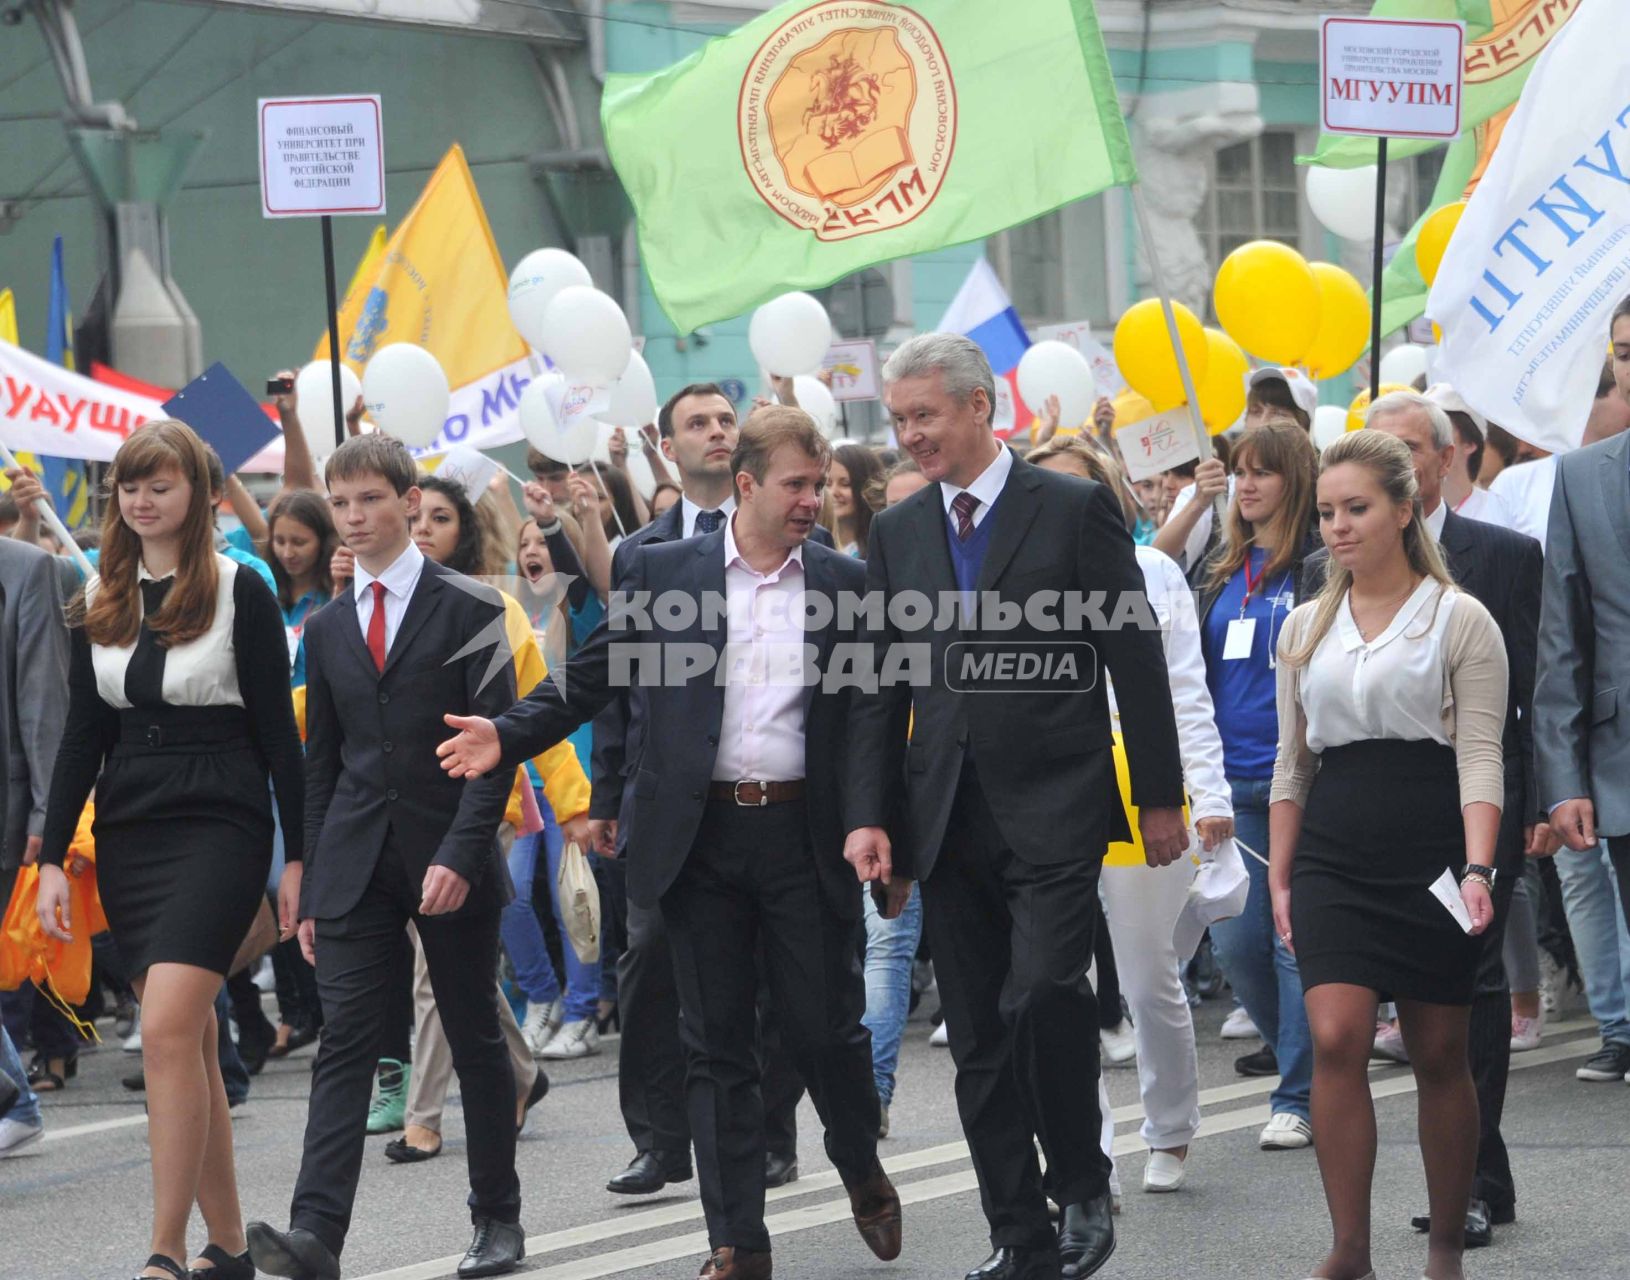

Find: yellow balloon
[1300,263,1372,381]
[1112,388,1156,428]
[1415,201,1467,287]
[1214,240,1322,365]
[1113,298,1210,411]
[1194,328,1249,435]
[1346,383,1416,433]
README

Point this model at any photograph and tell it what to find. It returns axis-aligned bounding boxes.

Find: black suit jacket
[1302,507,1542,819]
[297,557,517,920]
[496,530,866,918]
[846,450,1185,882]
[588,504,833,849]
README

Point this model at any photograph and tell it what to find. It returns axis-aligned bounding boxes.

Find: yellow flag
[0,289,16,346]
[339,225,387,314]
[314,146,526,389]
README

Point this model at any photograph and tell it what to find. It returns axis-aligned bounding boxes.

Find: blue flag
[39,236,89,526]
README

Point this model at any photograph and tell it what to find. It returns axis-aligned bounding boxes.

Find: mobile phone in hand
[267,376,295,397]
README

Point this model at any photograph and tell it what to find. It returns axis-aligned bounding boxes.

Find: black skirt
[94,706,272,979]
[1291,739,1480,1006]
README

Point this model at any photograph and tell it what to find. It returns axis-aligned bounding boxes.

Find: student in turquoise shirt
[263,490,337,689]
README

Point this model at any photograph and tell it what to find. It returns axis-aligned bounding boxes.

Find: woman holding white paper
[1269,429,1506,1280]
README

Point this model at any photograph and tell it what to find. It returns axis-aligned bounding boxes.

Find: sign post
[1320,16,1463,402]
[259,94,386,448]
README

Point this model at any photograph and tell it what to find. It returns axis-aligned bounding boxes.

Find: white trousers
[1098,856,1202,1152]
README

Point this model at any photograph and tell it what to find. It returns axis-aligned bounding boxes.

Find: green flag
[603,0,1135,333]
[1309,0,1579,169]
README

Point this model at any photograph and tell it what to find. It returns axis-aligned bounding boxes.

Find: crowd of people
[2,299,1630,1280]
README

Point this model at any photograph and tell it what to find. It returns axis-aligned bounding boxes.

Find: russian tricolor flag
[938,259,1032,440]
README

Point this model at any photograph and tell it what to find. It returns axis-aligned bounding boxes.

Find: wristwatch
[1460,864,1496,888]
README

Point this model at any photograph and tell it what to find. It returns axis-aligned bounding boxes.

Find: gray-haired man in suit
[1535,293,1630,940]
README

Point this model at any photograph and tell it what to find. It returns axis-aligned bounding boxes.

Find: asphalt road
[4,993,1625,1280]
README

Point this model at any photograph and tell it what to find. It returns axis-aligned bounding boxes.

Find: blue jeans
[1554,844,1630,1047]
[1208,776,1313,1119]
[216,988,249,1107]
[500,791,601,1023]
[861,884,924,1106]
[0,1024,41,1127]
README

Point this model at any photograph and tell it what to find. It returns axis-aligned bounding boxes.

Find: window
[1202,130,1303,265]
[992,195,1113,329]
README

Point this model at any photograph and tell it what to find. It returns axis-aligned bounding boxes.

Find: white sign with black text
[259,95,386,219]
[1319,16,1464,140]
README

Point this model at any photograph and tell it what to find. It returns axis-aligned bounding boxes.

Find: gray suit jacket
[0,538,70,870]
[1534,430,1630,837]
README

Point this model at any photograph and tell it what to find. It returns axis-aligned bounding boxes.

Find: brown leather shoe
[698,1247,772,1280]
[847,1162,903,1261]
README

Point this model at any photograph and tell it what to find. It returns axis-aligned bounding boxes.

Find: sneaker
[521,998,564,1057]
[1234,1044,1278,1077]
[1220,1007,1259,1040]
[538,1018,601,1060]
[252,955,276,993]
[1371,1019,1409,1064]
[1100,1019,1137,1066]
[877,1104,890,1140]
[929,1020,949,1047]
[1575,1042,1630,1082]
[0,1116,45,1156]
[1510,1012,1544,1053]
[1258,1112,1312,1150]
[1142,1150,1186,1192]
[365,1058,410,1134]
[122,1012,142,1054]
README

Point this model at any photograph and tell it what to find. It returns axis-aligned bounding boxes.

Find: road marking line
[351,1029,1601,1280]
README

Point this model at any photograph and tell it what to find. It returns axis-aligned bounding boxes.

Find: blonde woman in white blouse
[1269,431,1505,1280]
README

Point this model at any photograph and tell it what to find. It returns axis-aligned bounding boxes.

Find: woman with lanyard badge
[1193,419,1321,1153]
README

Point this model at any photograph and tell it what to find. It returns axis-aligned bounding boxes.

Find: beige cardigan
[1270,588,1509,811]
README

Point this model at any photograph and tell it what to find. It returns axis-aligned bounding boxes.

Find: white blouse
[88,553,244,710]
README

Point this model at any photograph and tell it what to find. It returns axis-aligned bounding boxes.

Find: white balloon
[1016,341,1096,429]
[602,350,659,428]
[793,376,838,435]
[519,374,598,466]
[749,292,833,377]
[1379,343,1429,387]
[296,361,363,456]
[541,286,633,387]
[1312,405,1349,451]
[508,249,592,351]
[1305,164,1380,242]
[361,344,450,449]
[624,448,657,501]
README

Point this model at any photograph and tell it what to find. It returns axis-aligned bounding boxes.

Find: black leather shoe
[457,1216,525,1277]
[964,1246,1061,1280]
[1234,1045,1278,1077]
[764,1151,799,1189]
[188,1243,255,1280]
[1058,1194,1116,1279]
[1409,1197,1494,1247]
[246,1222,340,1280]
[606,1150,694,1195]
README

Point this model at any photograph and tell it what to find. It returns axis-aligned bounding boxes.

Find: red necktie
[951,491,981,541]
[367,580,388,672]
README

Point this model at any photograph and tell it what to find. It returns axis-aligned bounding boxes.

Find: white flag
[1427,0,1630,456]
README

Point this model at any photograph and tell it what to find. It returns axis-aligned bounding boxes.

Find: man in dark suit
[249,435,524,1280]
[1306,390,1546,1246]
[585,384,814,1196]
[845,334,1187,1280]
[440,409,901,1280]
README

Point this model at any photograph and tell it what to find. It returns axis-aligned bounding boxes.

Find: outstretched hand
[438,714,501,778]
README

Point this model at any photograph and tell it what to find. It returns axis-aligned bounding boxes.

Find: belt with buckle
[708,779,807,807]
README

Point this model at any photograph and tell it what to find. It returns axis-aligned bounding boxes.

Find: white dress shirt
[939,443,1013,530]
[712,514,808,782]
[1300,579,1461,752]
[1106,545,1232,822]
[1425,496,1448,542]
[353,540,426,656]
[1488,456,1557,550]
[680,493,736,539]
[89,553,243,709]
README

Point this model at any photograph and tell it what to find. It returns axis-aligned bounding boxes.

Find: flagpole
[1130,184,1224,521]
[0,441,96,577]
[1370,139,1388,403]
[321,216,347,451]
